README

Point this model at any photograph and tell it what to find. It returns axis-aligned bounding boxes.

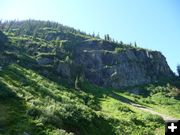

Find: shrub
[143,114,164,124]
[49,129,74,135]
[129,115,144,125]
[117,105,133,113]
[42,114,63,128]
[27,107,42,119]
[115,47,123,53]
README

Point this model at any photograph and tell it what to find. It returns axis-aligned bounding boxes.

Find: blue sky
[0,0,180,73]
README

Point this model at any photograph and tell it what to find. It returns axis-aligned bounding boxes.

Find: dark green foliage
[27,107,42,119]
[0,31,8,42]
[104,34,111,41]
[134,42,137,47]
[0,31,8,50]
[0,81,16,99]
[0,81,32,135]
[177,64,180,77]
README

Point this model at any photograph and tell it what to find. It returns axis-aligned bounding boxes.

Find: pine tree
[120,41,123,45]
[107,34,110,41]
[177,65,180,77]
[92,32,95,37]
[104,34,107,40]
[134,42,137,47]
[96,33,100,39]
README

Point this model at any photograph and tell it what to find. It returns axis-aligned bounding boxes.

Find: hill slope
[0,64,168,135]
[0,20,174,88]
[0,20,180,135]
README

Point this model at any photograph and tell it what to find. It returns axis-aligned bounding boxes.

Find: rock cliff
[72,40,174,88]
[2,37,173,88]
[36,39,173,88]
[0,21,174,89]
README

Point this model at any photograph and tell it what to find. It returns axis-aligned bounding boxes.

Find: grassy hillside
[1,64,179,135]
[116,83,180,118]
[0,20,180,135]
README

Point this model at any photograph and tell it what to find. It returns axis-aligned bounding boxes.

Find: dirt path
[110,92,178,121]
[129,102,178,121]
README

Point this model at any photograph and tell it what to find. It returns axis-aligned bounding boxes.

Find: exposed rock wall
[73,41,174,88]
[1,29,174,88]
[35,40,174,88]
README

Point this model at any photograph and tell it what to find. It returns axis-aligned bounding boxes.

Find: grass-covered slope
[117,82,180,118]
[0,20,180,135]
[2,63,179,135]
[0,64,113,135]
[0,64,168,135]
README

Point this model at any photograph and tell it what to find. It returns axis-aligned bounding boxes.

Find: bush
[143,114,164,124]
[0,82,17,99]
[27,107,42,119]
[129,115,144,125]
[115,47,123,53]
[49,129,74,135]
[117,105,133,113]
[140,98,155,104]
[42,114,63,128]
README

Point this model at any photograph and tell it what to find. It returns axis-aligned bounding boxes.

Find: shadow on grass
[81,81,135,104]
[0,80,32,135]
[0,65,63,102]
[0,65,116,135]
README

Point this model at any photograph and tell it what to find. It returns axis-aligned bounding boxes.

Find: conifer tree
[177,64,180,77]
[134,42,137,47]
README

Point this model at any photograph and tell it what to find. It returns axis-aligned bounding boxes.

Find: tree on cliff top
[177,64,180,77]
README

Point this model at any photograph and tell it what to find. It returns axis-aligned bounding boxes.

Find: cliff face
[72,40,173,88]
[0,21,174,89]
[1,37,173,88]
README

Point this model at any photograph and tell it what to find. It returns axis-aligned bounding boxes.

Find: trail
[129,102,178,121]
[110,93,178,121]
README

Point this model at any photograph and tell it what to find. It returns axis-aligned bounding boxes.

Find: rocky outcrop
[36,40,174,88]
[56,61,71,78]
[72,40,174,88]
[0,20,175,90]
[1,29,174,89]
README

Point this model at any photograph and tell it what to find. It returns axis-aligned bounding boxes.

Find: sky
[0,0,180,73]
